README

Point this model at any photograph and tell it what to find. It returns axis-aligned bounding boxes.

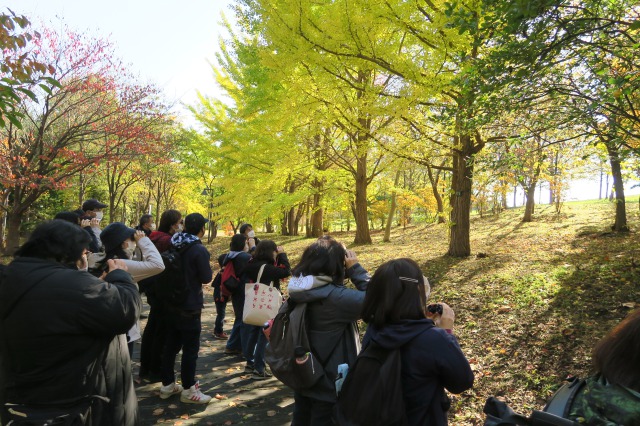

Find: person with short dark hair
[567,309,640,424]
[136,214,154,237]
[360,258,473,426]
[285,236,369,424]
[139,209,183,383]
[0,220,141,425]
[54,210,100,253]
[242,240,291,379]
[80,199,108,249]
[159,213,213,404]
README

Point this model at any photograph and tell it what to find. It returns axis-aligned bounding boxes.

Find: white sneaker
[159,382,183,399]
[180,382,212,404]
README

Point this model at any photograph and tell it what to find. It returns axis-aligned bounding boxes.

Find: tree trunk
[447,135,475,257]
[310,179,324,238]
[265,218,274,233]
[353,155,372,244]
[522,182,537,222]
[4,210,24,255]
[384,170,401,242]
[606,144,628,232]
[426,164,446,224]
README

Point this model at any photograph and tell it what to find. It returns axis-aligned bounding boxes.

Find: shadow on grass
[484,230,640,402]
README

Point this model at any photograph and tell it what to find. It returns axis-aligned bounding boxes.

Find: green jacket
[569,375,640,425]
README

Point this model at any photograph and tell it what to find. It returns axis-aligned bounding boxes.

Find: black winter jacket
[363,319,474,426]
[243,254,291,292]
[0,257,142,425]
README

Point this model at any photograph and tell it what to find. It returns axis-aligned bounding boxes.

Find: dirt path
[134,300,294,426]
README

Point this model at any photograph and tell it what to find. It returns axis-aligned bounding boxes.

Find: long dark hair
[158,209,182,234]
[252,240,277,262]
[15,220,90,265]
[292,237,346,283]
[592,309,640,391]
[361,258,427,328]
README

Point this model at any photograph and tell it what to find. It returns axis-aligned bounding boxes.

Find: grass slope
[208,200,640,424]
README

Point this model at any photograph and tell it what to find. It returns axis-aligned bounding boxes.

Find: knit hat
[100,222,135,252]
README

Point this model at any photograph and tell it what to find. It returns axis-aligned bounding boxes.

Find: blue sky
[5,0,233,123]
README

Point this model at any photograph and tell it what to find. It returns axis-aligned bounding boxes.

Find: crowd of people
[0,198,638,425]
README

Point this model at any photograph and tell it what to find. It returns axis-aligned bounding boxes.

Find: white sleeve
[123,237,165,282]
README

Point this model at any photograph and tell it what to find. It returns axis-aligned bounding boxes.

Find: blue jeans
[225,288,244,351]
[241,323,267,373]
[161,311,201,389]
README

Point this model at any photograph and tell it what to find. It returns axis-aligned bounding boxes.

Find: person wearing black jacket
[159,213,213,404]
[0,220,142,425]
[215,234,251,347]
[242,240,291,379]
[54,210,101,253]
[360,258,474,426]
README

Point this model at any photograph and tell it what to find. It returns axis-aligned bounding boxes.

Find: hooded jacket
[170,232,213,311]
[0,257,142,425]
[286,263,370,403]
[363,319,474,426]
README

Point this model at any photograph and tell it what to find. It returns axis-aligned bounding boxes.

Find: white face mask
[176,223,183,233]
[95,211,104,221]
[150,223,156,231]
[247,230,255,238]
[126,240,136,251]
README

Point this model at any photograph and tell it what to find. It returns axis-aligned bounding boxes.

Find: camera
[427,303,443,315]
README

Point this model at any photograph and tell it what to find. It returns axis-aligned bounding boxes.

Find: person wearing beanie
[159,213,214,404]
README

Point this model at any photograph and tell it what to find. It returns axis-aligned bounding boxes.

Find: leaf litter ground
[131,200,640,424]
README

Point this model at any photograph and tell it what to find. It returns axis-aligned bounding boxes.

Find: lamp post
[201,187,215,243]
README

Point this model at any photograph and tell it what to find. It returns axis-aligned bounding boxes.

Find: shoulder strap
[256,263,271,286]
[544,377,586,418]
[178,239,201,254]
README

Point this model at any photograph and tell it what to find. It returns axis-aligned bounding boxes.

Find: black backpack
[264,300,326,391]
[155,240,201,307]
[333,342,408,426]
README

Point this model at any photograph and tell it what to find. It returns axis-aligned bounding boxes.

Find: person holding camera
[360,258,474,426]
[286,236,369,424]
[99,223,165,355]
[0,220,142,425]
[242,240,291,379]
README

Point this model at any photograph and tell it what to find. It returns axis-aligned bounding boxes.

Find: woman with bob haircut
[0,220,142,425]
[286,236,370,425]
[567,309,640,424]
[360,258,473,426]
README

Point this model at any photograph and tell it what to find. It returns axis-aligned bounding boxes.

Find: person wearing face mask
[239,223,259,253]
[100,223,165,356]
[81,199,108,249]
[139,209,182,382]
[135,214,155,237]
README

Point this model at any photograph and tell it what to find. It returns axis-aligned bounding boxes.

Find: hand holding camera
[426,302,455,330]
[81,219,91,228]
[90,217,100,228]
[133,230,145,242]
